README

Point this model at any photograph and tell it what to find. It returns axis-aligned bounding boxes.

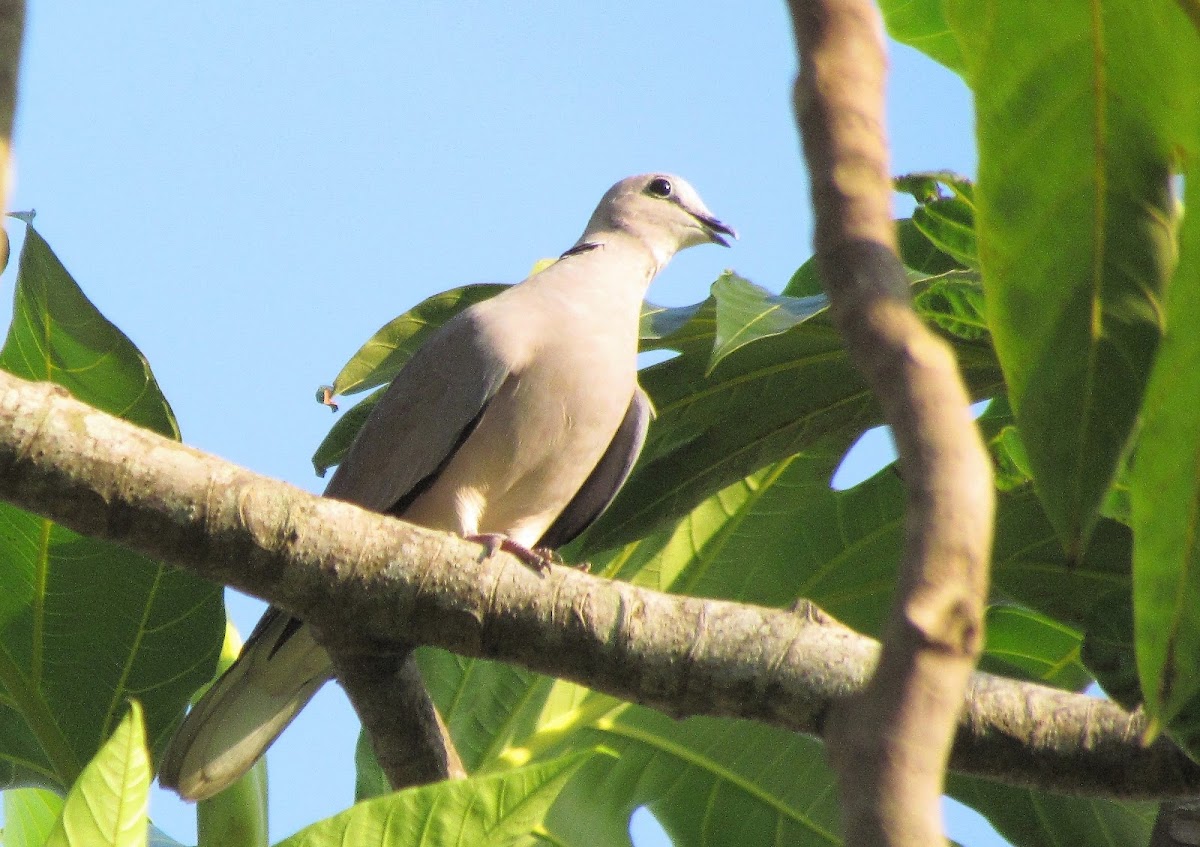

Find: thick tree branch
[0,371,1191,800]
[786,1,993,844]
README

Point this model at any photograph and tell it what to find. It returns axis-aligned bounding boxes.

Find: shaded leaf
[195,620,268,847]
[782,256,823,297]
[45,701,150,847]
[311,386,384,477]
[547,710,841,847]
[1130,137,1200,741]
[1081,589,1141,710]
[912,270,987,341]
[944,0,1188,557]
[980,605,1090,691]
[977,394,1034,491]
[991,493,1131,630]
[896,218,965,277]
[354,731,391,802]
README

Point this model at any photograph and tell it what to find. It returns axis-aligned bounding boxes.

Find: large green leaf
[943,0,1188,558]
[0,227,178,439]
[406,645,843,847]
[1131,154,1200,736]
[0,226,223,790]
[45,701,151,847]
[280,753,588,847]
[548,709,841,847]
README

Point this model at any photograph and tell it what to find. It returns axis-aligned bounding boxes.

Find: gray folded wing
[324,309,512,512]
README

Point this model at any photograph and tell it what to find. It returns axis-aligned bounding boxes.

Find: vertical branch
[323,642,467,789]
[784,2,994,846]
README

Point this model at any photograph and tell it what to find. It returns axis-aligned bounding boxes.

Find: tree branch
[786,2,994,844]
[0,371,1191,800]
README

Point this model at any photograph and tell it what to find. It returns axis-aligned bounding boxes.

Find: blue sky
[5,4,1000,845]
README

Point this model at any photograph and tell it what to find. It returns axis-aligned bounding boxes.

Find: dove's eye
[646,177,673,198]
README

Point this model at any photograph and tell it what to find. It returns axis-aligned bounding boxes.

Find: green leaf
[878,0,965,74]
[45,701,150,847]
[0,227,223,790]
[979,605,1090,691]
[991,493,1131,630]
[1131,162,1200,734]
[415,648,550,774]
[0,226,178,438]
[328,283,508,399]
[193,619,268,847]
[709,273,827,371]
[4,787,65,847]
[943,0,1190,558]
[947,772,1154,847]
[900,173,978,270]
[912,270,987,341]
[277,753,589,847]
[1081,589,1141,709]
[896,219,965,277]
[976,395,1034,492]
[782,257,823,297]
[312,386,384,477]
[546,710,841,847]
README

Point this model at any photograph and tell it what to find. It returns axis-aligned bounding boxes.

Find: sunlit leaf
[327,284,507,398]
[45,701,150,847]
[3,787,64,847]
[277,753,589,847]
[709,273,826,370]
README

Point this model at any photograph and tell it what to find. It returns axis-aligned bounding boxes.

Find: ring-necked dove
[159,173,735,801]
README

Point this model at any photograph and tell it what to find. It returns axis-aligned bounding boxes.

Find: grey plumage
[159,173,735,801]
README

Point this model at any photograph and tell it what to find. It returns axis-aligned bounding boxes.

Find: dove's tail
[159,608,332,802]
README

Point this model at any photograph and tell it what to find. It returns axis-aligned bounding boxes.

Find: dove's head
[583,173,737,264]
